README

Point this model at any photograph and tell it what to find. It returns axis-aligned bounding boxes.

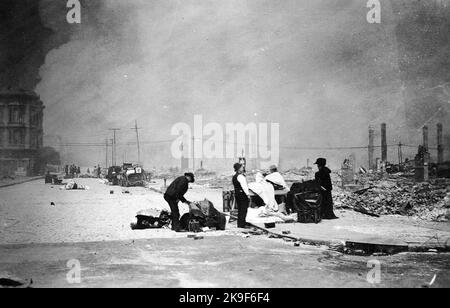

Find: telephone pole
[192,136,195,172]
[105,139,109,168]
[110,139,114,166]
[109,128,120,166]
[130,120,142,165]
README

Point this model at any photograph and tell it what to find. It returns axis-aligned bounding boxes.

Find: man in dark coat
[314,158,338,220]
[164,173,195,232]
[232,163,251,228]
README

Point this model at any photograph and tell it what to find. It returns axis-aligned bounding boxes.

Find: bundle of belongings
[180,199,227,233]
[249,173,279,212]
[264,171,289,191]
[59,181,89,190]
[286,180,323,224]
[246,172,296,225]
[131,208,171,230]
[131,199,226,232]
[265,170,289,207]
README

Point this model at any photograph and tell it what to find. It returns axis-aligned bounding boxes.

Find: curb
[239,217,450,255]
[0,177,44,189]
[407,242,450,253]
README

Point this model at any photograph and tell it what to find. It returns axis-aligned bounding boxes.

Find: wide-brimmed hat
[314,158,327,166]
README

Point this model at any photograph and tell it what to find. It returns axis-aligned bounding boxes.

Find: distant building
[180,142,190,172]
[0,89,44,176]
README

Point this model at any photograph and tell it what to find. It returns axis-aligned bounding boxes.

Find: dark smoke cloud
[1,0,449,169]
[0,0,54,89]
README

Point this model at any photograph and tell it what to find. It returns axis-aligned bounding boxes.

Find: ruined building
[0,89,44,176]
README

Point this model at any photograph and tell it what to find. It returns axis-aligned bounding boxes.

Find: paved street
[0,178,449,288]
[0,178,224,245]
[0,237,449,288]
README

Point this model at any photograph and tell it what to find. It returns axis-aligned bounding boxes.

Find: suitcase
[294,192,322,224]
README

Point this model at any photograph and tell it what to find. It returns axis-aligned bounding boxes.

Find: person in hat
[232,163,251,228]
[164,173,195,232]
[265,165,288,191]
[265,165,289,211]
[314,158,338,220]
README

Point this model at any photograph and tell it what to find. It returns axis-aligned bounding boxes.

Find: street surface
[0,178,449,288]
[0,237,449,288]
[0,178,223,244]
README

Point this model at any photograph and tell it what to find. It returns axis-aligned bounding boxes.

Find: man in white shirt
[265,165,288,191]
[232,163,250,228]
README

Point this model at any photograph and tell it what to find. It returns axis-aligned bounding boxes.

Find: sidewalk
[249,209,450,253]
[0,176,44,189]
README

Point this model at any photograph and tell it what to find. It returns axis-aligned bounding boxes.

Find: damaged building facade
[0,90,44,176]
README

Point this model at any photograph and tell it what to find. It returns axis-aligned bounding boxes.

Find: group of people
[65,164,81,178]
[88,165,102,178]
[233,158,338,228]
[163,158,338,232]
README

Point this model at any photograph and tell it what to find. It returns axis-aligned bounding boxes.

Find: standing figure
[232,163,251,228]
[314,158,338,220]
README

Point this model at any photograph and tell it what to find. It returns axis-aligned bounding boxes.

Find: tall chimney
[423,125,429,152]
[368,126,375,170]
[381,123,387,162]
[437,123,444,164]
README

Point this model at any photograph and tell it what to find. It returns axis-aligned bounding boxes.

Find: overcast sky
[2,0,448,169]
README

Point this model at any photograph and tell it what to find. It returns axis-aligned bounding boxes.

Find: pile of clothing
[249,173,279,212]
[180,199,227,232]
[246,172,296,224]
[131,208,171,230]
[59,181,89,190]
[131,199,227,232]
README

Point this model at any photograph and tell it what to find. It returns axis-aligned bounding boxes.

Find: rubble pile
[282,168,315,183]
[335,176,450,221]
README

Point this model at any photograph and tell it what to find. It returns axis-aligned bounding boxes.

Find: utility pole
[58,135,65,166]
[192,136,195,172]
[109,129,120,166]
[130,120,142,165]
[105,139,109,168]
[110,139,114,166]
